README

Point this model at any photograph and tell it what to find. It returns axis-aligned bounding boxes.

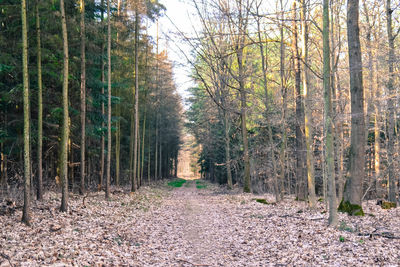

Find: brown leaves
[49,224,62,232]
[2,181,400,265]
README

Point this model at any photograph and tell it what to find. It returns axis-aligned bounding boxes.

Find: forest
[2,0,400,265]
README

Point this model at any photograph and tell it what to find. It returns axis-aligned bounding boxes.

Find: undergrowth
[195,180,207,189]
[167,179,187,188]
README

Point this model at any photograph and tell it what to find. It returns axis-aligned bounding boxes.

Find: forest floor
[1,179,400,266]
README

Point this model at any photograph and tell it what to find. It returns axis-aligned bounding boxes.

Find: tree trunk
[105,0,111,199]
[224,111,233,189]
[141,106,146,184]
[21,0,31,225]
[115,0,121,188]
[60,0,69,212]
[80,0,86,195]
[292,1,306,200]
[344,0,365,208]
[100,0,105,191]
[255,7,279,201]
[300,0,316,208]
[279,0,287,198]
[323,0,338,226]
[36,0,43,201]
[132,9,140,192]
[154,21,159,180]
[148,130,151,184]
[129,110,135,188]
[386,0,396,203]
[159,136,162,179]
[373,46,381,198]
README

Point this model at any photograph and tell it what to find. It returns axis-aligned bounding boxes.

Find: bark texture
[344,0,365,207]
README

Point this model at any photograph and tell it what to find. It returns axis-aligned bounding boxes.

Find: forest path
[140,180,242,266]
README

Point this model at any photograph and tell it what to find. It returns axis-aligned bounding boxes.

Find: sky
[148,0,198,107]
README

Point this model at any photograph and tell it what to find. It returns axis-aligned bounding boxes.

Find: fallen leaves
[1,181,400,266]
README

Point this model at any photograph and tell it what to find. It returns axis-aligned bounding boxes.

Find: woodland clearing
[1,179,400,266]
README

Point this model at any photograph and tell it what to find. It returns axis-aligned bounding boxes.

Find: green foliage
[167,179,187,188]
[255,198,269,204]
[338,200,365,216]
[195,180,207,189]
[339,236,345,242]
[380,201,396,209]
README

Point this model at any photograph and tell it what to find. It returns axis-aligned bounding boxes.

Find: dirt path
[2,179,400,266]
[138,180,240,266]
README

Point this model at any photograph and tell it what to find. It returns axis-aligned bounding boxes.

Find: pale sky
[149,0,199,107]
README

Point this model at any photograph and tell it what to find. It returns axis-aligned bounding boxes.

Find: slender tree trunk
[386,0,396,203]
[344,0,365,208]
[373,49,381,198]
[301,0,316,208]
[279,0,287,198]
[132,9,139,192]
[255,7,279,200]
[100,0,105,191]
[323,0,338,226]
[235,4,250,193]
[155,118,158,180]
[137,128,141,186]
[148,131,151,184]
[115,0,121,187]
[224,111,233,189]
[60,0,69,212]
[141,107,146,183]
[292,1,306,200]
[154,21,159,180]
[238,61,250,192]
[80,0,86,195]
[105,0,111,199]
[159,137,162,179]
[36,0,43,201]
[129,110,134,188]
[21,0,31,225]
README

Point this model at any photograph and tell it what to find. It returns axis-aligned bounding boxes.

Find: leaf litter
[1,180,400,266]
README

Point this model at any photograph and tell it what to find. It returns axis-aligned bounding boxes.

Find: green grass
[255,198,269,204]
[167,178,187,188]
[195,180,207,189]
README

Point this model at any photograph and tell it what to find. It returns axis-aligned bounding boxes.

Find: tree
[323,0,338,226]
[60,0,70,212]
[300,0,316,208]
[341,0,365,213]
[233,0,251,193]
[100,0,105,190]
[253,1,279,200]
[36,0,44,201]
[105,0,111,199]
[291,0,307,200]
[386,0,396,203]
[21,0,31,225]
[132,7,140,192]
[80,0,86,195]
